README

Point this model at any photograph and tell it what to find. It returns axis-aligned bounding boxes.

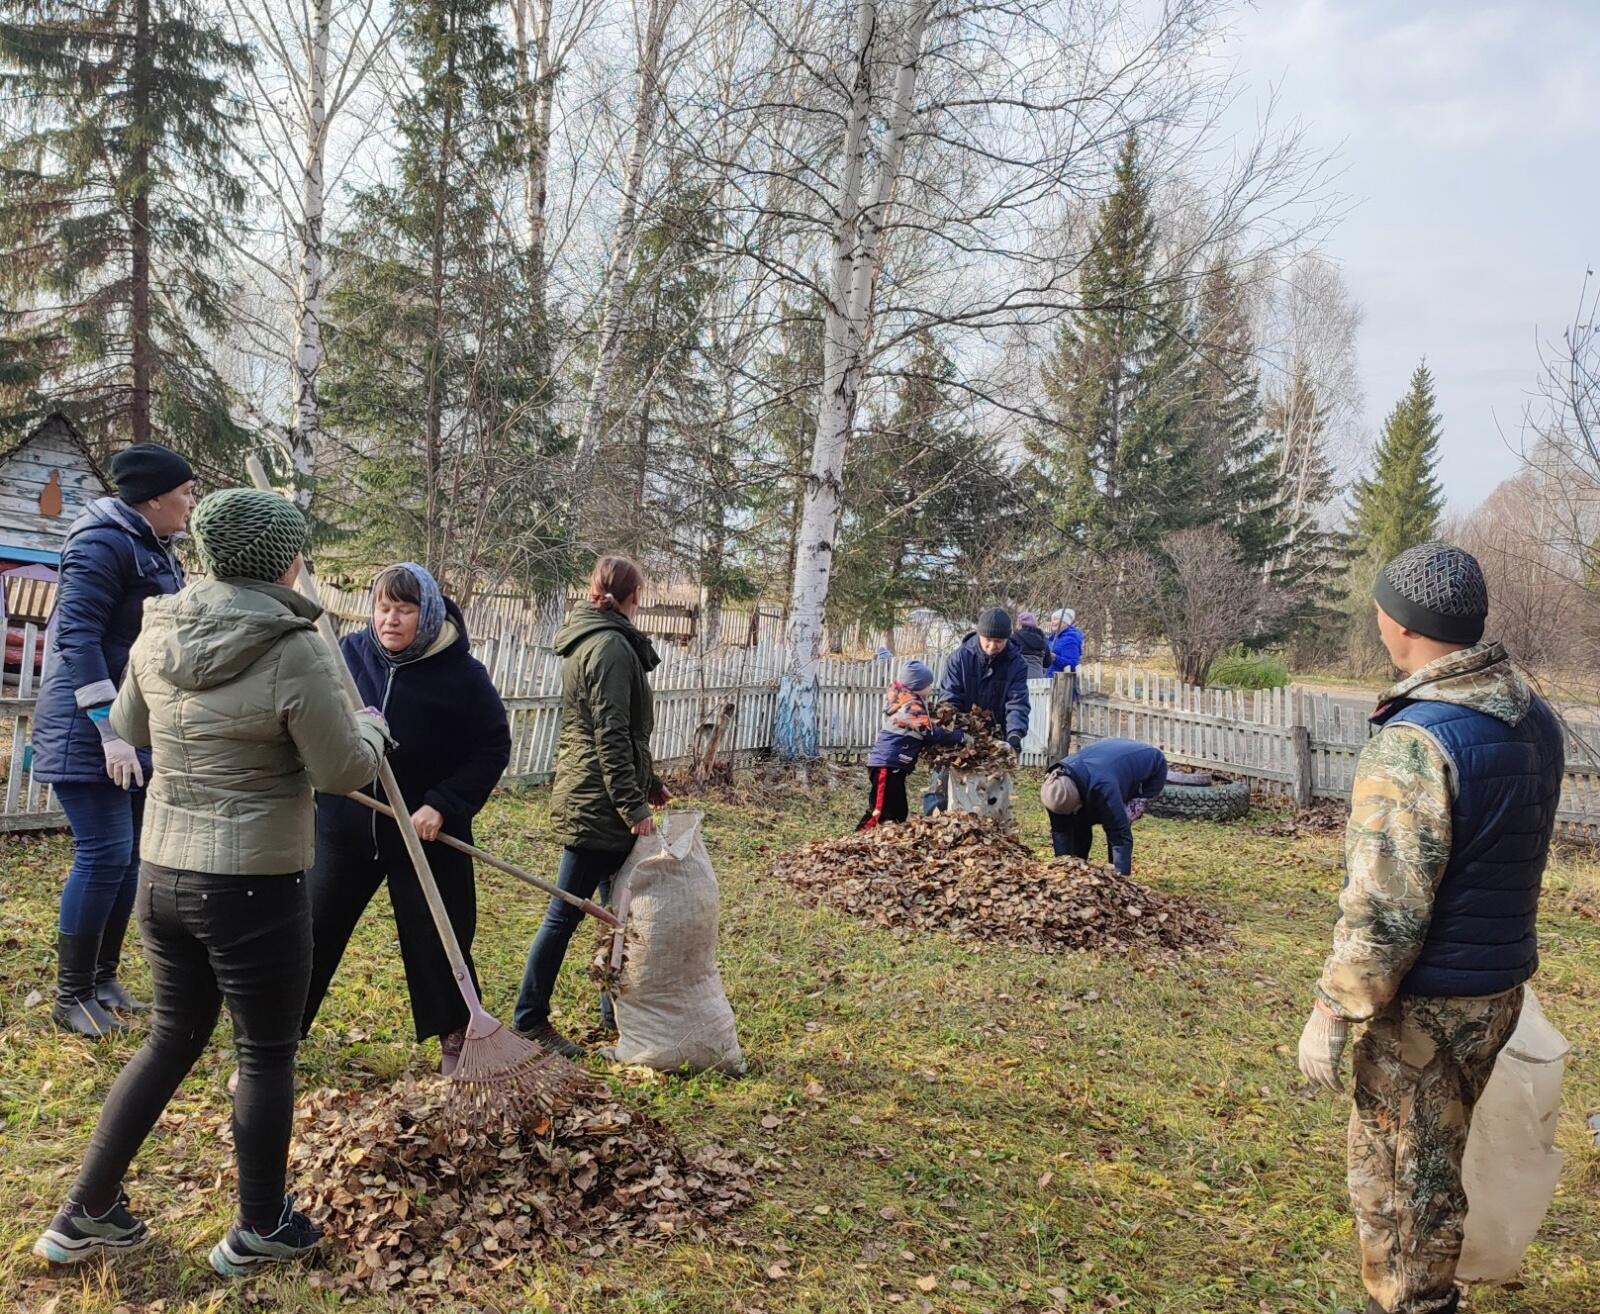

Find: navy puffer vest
[1380,694,1564,997]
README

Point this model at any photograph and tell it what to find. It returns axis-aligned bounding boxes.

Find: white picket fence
[5,634,1600,842]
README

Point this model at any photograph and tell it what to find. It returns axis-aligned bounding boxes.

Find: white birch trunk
[288,0,331,514]
[570,0,675,492]
[775,0,933,759]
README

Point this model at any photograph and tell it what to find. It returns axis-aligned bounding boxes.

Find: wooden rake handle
[347,790,618,928]
[246,456,498,1036]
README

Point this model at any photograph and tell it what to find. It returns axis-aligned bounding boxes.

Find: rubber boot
[93,913,148,1014]
[52,933,127,1038]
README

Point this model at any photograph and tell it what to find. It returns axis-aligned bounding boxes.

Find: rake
[246,457,588,1120]
[346,790,619,928]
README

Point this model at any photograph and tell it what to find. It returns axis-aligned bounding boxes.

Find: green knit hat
[191,488,308,582]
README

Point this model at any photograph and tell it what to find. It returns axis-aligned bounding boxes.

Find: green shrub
[1208,645,1289,689]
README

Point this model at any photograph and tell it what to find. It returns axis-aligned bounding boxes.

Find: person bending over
[1040,737,1167,876]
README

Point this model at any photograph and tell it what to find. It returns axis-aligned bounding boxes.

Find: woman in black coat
[300,563,510,1073]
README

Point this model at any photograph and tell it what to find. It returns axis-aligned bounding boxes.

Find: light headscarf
[372,561,447,665]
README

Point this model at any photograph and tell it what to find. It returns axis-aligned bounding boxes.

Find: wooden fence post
[1290,690,1313,807]
[1046,671,1076,763]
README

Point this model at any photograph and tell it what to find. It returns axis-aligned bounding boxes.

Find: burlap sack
[601,811,746,1075]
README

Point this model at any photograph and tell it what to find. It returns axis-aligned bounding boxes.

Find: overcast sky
[1226,0,1599,514]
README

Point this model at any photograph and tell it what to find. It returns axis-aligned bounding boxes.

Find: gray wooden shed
[0,414,111,567]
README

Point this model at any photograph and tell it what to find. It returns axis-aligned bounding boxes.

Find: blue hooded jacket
[937,632,1031,740]
[32,498,184,784]
[1050,738,1168,875]
[1045,625,1084,675]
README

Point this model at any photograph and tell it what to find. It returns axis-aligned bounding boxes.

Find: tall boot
[52,932,126,1038]
[94,913,148,1014]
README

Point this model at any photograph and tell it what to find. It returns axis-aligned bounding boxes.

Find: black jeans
[1048,809,1097,860]
[301,822,478,1042]
[858,767,909,829]
[513,844,631,1033]
[72,862,310,1228]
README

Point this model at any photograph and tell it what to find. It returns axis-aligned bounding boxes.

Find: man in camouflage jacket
[1297,542,1565,1314]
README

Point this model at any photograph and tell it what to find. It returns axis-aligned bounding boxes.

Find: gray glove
[101,734,145,791]
[1297,1002,1348,1093]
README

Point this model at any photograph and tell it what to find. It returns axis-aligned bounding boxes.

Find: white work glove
[102,735,146,791]
[1297,1001,1349,1093]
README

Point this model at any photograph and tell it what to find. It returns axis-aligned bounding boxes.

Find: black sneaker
[208,1195,323,1277]
[33,1193,150,1264]
[519,1020,584,1059]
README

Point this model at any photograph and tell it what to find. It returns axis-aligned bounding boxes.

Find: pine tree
[1350,360,1445,565]
[322,0,564,593]
[0,0,251,460]
[1028,132,1200,557]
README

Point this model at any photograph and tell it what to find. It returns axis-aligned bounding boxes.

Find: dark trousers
[301,823,478,1042]
[857,767,909,830]
[513,844,630,1033]
[56,782,144,937]
[72,862,310,1227]
[1048,809,1097,860]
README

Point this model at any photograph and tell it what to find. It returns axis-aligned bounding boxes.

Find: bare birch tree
[220,0,398,511]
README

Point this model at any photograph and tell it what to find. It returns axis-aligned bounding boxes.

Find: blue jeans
[56,781,144,937]
[513,845,631,1032]
[921,766,949,816]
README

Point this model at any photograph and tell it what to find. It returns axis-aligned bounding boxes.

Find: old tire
[1147,777,1250,822]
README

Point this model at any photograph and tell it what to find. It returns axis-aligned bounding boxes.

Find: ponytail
[588,555,643,613]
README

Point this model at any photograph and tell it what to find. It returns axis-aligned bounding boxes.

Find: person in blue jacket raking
[922,608,1031,815]
[1040,738,1168,876]
[30,444,196,1037]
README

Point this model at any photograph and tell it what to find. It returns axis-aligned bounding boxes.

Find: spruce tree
[323,0,563,591]
[0,0,250,459]
[1350,360,1445,565]
[1186,258,1283,571]
[1029,132,1200,557]
[755,294,826,608]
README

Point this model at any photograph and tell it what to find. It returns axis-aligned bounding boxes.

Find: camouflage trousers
[1347,985,1524,1314]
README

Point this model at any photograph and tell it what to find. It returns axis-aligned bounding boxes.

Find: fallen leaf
[915,1274,938,1292]
[24,989,44,1009]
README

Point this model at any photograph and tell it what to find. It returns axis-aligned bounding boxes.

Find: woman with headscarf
[299,563,511,1075]
[32,488,390,1274]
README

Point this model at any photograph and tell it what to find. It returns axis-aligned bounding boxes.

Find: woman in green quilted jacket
[33,489,390,1279]
[513,554,667,1056]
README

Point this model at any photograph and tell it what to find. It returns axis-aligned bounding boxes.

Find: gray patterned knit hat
[1374,541,1488,645]
[191,488,308,583]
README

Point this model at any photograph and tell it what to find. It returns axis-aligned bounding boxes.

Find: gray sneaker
[209,1194,323,1277]
[33,1193,150,1264]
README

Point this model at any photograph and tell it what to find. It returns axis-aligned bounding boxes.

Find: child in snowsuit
[859,661,963,830]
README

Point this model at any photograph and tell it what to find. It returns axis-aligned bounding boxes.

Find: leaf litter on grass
[773,813,1227,956]
[190,1076,752,1303]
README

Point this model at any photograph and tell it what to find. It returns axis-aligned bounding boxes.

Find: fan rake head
[446,1022,595,1127]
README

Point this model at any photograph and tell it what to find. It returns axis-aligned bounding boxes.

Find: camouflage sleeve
[1315,723,1454,1022]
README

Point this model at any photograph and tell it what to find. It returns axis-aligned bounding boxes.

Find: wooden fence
[5,640,1600,841]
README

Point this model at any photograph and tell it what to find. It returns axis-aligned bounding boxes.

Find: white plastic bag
[1458,988,1568,1283]
[600,811,746,1076]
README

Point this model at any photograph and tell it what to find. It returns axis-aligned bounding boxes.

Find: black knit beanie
[1374,541,1488,645]
[977,608,1013,640]
[112,443,195,504]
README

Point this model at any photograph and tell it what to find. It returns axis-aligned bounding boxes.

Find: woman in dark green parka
[513,555,666,1054]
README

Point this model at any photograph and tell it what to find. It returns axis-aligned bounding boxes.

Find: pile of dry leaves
[1253,798,1347,837]
[773,813,1226,956]
[246,1078,750,1302]
[924,706,1013,773]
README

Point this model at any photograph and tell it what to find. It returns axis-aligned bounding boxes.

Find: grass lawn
[4,775,1600,1313]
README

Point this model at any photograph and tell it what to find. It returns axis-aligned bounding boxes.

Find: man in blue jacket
[922,608,1031,815]
[1045,608,1084,676]
[32,443,194,1036]
[1040,737,1167,875]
